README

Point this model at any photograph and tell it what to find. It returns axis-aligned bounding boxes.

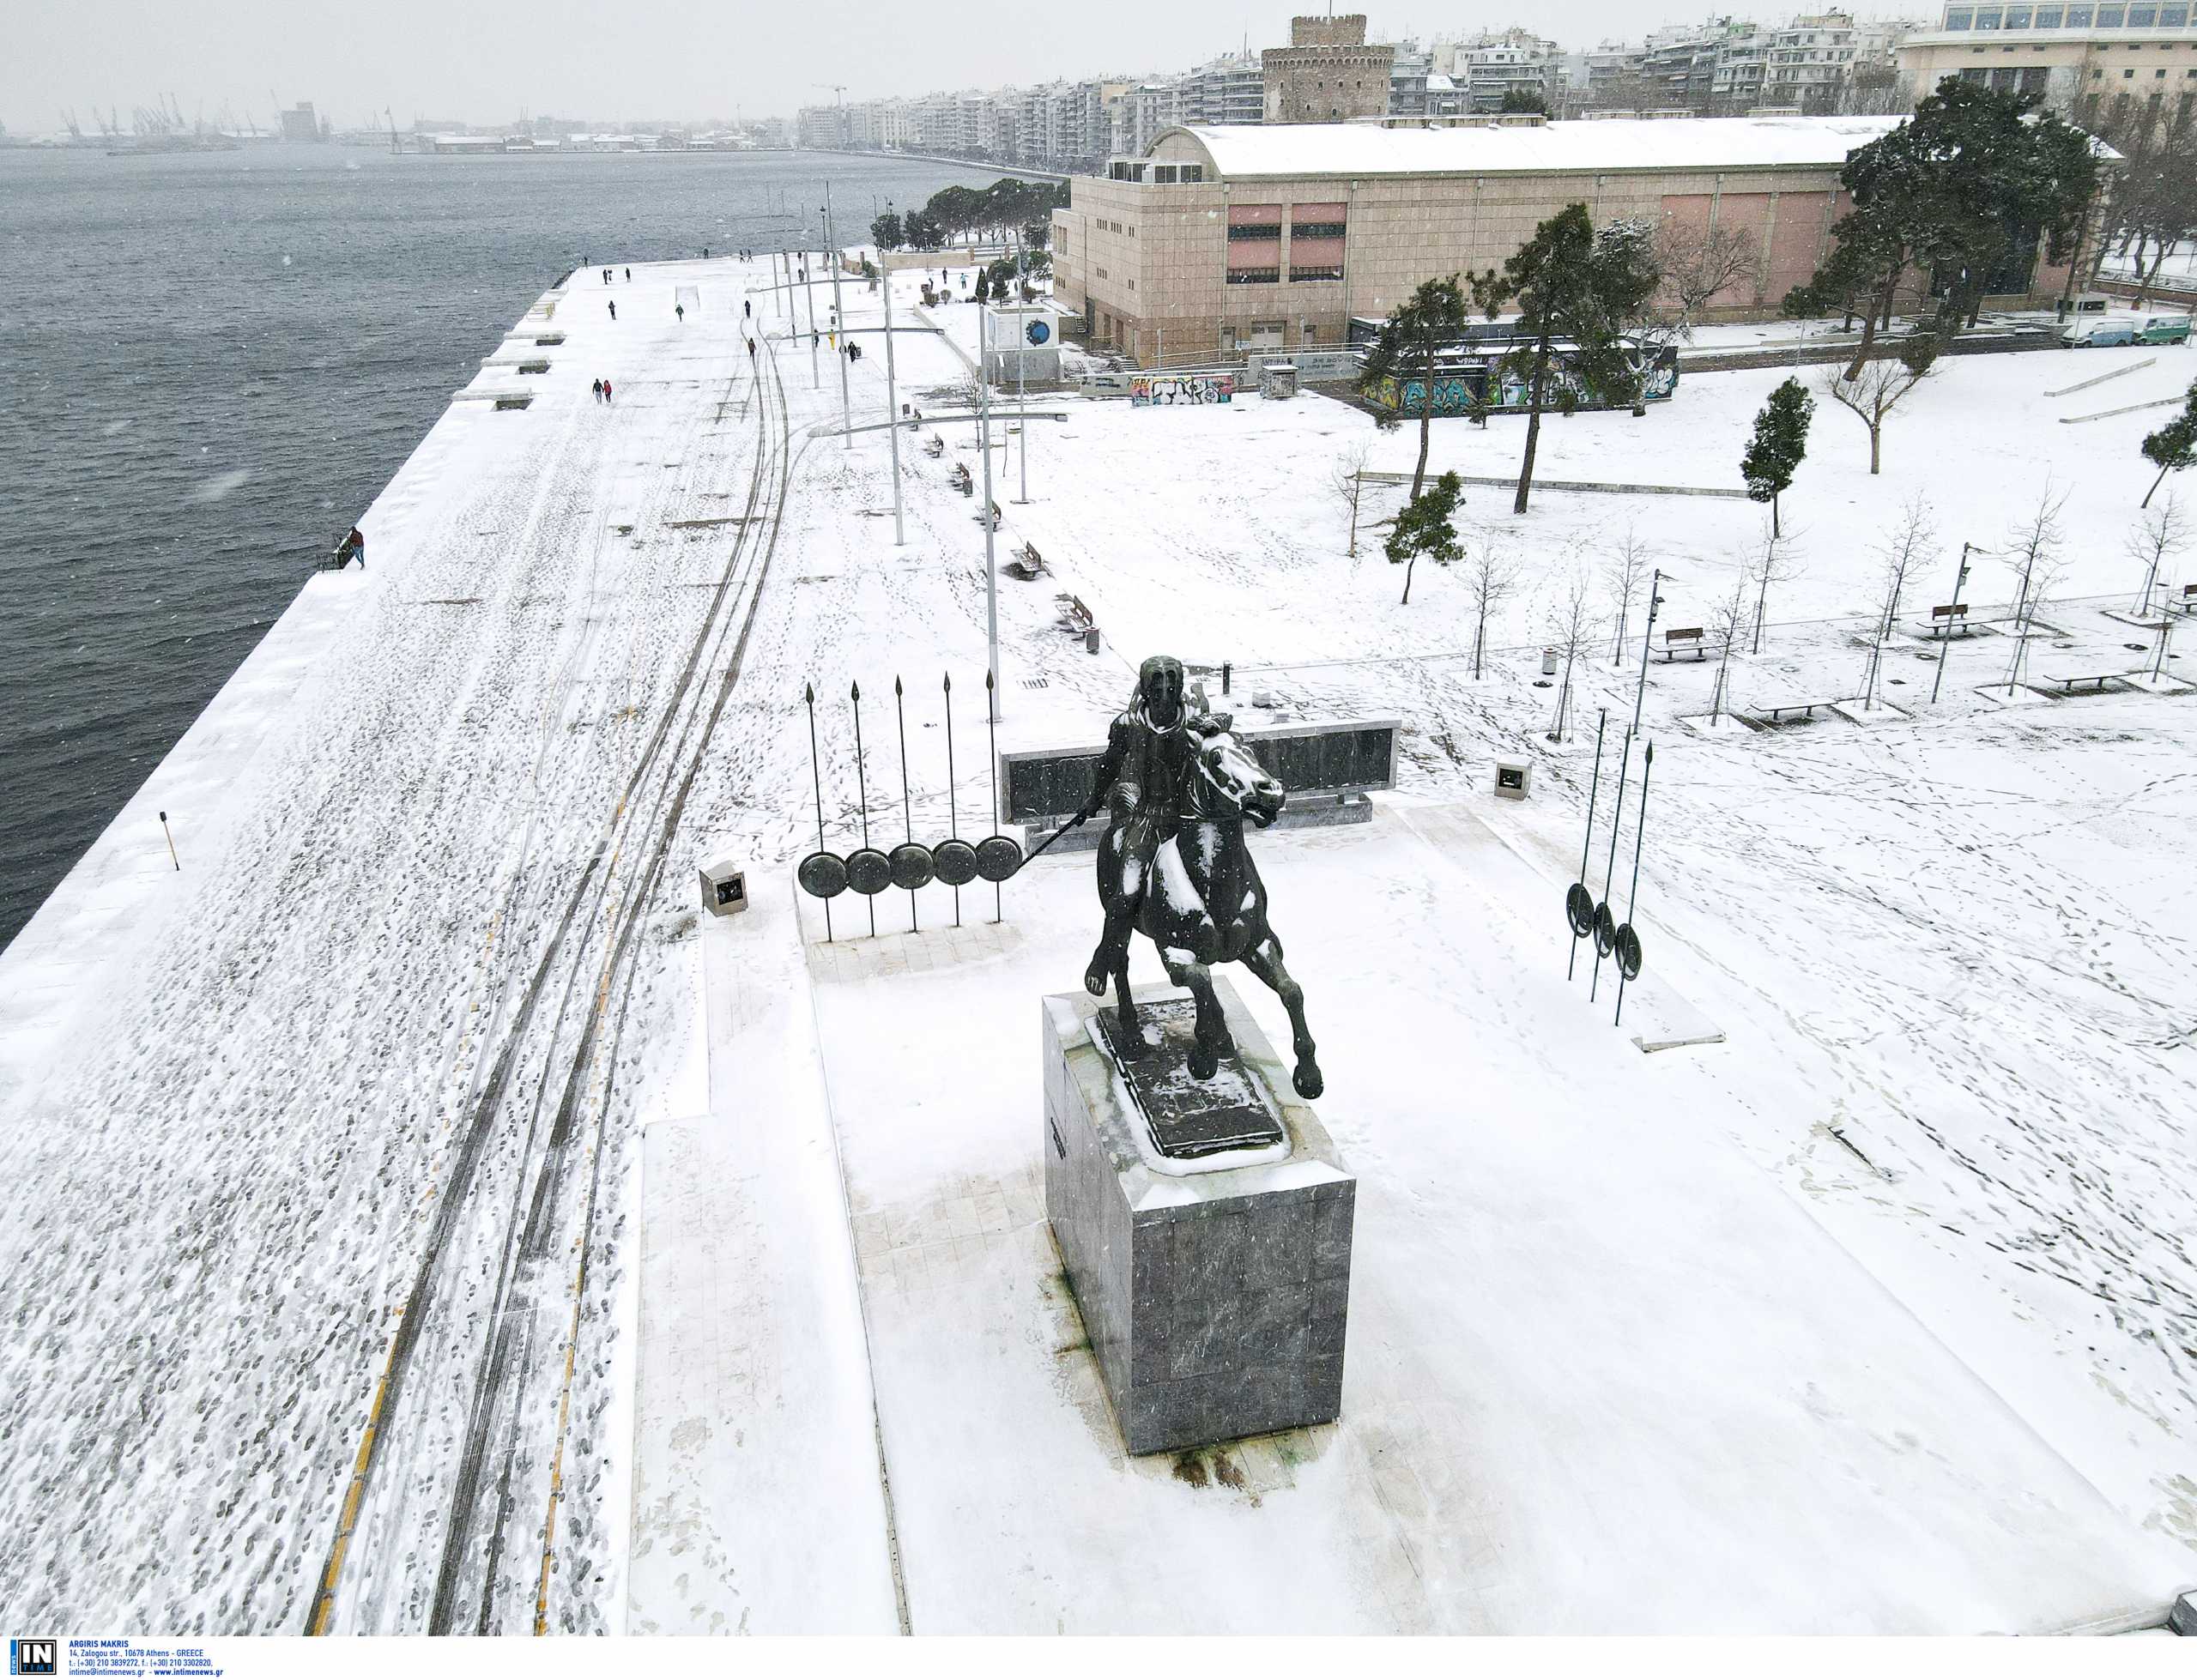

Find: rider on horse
[1077,655,1224,994]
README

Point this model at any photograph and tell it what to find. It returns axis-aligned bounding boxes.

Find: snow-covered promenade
[3,253,2194,1635]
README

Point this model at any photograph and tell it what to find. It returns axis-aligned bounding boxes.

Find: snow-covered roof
[1156,116,1910,179]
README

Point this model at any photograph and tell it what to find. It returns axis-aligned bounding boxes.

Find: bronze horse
[1083,692,1322,1102]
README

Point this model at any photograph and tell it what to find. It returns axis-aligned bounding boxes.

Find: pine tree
[1474,205,1661,514]
[1355,276,1473,500]
[1740,378,1815,536]
[1384,471,1465,606]
[2141,381,2197,510]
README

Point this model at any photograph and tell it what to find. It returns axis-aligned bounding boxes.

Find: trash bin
[1493,759,1531,801]
[1540,648,1559,676]
[1085,625,1102,655]
[699,857,749,916]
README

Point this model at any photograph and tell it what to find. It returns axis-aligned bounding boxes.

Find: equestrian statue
[1070,655,1322,1100]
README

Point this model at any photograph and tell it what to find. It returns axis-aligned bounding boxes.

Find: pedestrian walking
[743,299,751,319]
[608,299,616,320]
[336,524,366,570]
[591,378,603,402]
[624,266,631,281]
[675,303,685,323]
[603,378,614,404]
[746,337,755,360]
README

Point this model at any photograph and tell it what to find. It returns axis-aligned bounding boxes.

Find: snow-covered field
[3,252,2195,1633]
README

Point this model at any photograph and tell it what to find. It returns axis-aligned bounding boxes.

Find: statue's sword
[1013,806,1094,873]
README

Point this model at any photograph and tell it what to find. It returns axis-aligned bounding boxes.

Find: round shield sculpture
[797,851,849,899]
[1026,319,1050,345]
[1613,923,1643,981]
[933,837,979,886]
[888,842,935,891]
[1565,881,1595,938]
[973,834,1023,883]
[1593,900,1618,958]
[845,847,893,896]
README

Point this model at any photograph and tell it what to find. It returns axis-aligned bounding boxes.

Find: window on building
[2127,2,2157,20]
[2161,3,2192,21]
[2065,3,2094,19]
[1975,5,2003,25]
[2097,4,2126,23]
[1947,5,1976,24]
[2035,3,2063,21]
[2005,3,2032,22]
[1288,265,1344,281]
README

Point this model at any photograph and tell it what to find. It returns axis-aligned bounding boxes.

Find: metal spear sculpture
[935,672,975,926]
[797,683,838,942]
[848,680,882,935]
[1588,728,1635,1002]
[1612,741,1655,1027]
[889,676,935,930]
[1565,709,1608,980]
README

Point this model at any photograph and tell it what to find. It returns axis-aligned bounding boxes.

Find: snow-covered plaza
[1,251,2194,1635]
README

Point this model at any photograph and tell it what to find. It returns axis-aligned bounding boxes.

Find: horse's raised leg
[1159,951,1232,1081]
[1241,933,1322,1100]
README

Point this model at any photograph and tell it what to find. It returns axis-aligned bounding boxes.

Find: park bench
[1054,594,1094,636]
[2037,671,2121,696]
[2172,582,2197,617]
[1003,542,1050,582]
[950,462,973,496]
[1660,626,1705,661]
[1922,602,1973,638]
[1752,698,1837,723]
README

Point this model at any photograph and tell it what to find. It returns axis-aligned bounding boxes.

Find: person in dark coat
[743,299,751,319]
[675,303,685,323]
[608,299,616,320]
[591,378,603,402]
[624,267,631,281]
[338,525,366,570]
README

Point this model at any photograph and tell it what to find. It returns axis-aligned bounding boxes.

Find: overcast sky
[9,0,1737,134]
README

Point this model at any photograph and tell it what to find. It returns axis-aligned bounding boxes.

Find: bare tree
[2128,493,2188,618]
[2004,480,2071,628]
[1998,545,2068,698]
[1544,561,1600,742]
[1857,496,1937,708]
[1331,438,1375,559]
[1604,523,1651,667]
[1463,538,1521,680]
[1707,570,1752,726]
[1824,341,1940,476]
[1747,519,1805,656]
[1650,221,1760,339]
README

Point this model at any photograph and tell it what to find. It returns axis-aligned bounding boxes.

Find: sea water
[0,142,999,946]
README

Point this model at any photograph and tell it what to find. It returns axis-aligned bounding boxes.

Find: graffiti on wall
[1369,346,1680,417]
[1131,373,1236,407]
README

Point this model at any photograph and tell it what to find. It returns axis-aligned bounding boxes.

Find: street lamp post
[802,229,820,388]
[1015,294,1030,505]
[823,182,851,449]
[1930,541,1985,704]
[979,298,1001,721]
[882,203,905,547]
[1631,568,1663,734]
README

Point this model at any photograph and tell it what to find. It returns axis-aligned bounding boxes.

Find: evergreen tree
[1384,471,1465,606]
[2141,381,2197,509]
[1474,205,1661,514]
[869,211,904,251]
[1740,378,1815,536]
[1356,276,1473,499]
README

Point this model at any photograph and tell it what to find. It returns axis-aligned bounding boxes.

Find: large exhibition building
[1050,113,2079,367]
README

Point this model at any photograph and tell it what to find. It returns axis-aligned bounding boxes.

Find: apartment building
[1897,2,2197,119]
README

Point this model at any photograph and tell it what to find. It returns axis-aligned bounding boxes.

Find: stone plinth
[1043,980,1354,1455]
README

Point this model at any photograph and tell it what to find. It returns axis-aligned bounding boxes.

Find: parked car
[2061,316,2139,347]
[2136,314,2194,345]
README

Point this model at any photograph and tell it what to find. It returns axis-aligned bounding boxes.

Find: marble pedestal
[1042,979,1355,1455]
